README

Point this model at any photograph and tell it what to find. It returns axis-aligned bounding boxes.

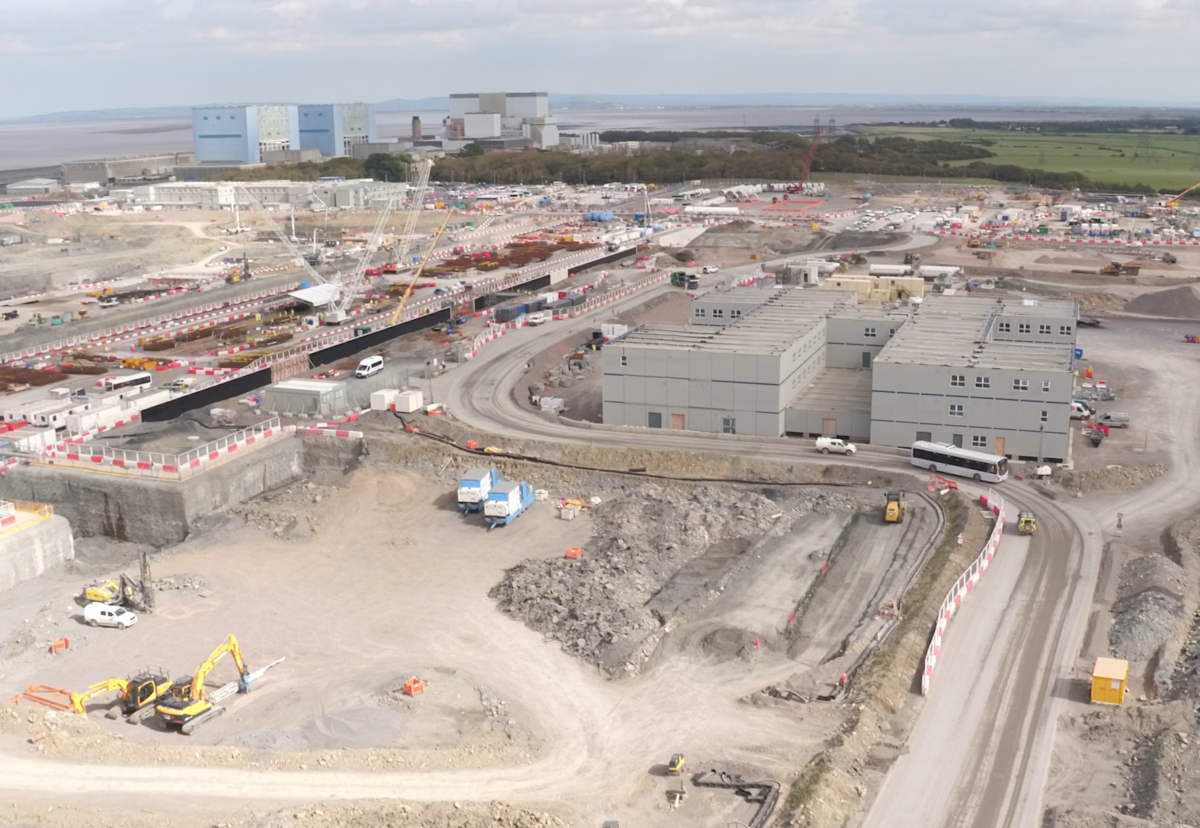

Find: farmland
[865,126,1200,191]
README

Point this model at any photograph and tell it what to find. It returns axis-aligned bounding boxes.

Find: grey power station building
[602,288,1078,462]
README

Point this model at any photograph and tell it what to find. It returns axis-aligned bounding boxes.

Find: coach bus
[910,441,1008,483]
[101,372,153,394]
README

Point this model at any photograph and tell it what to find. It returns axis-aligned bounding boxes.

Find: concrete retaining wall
[0,436,365,547]
[0,515,75,593]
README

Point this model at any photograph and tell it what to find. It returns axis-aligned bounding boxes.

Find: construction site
[4,173,1200,828]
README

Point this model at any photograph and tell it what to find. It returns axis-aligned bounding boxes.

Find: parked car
[527,311,547,326]
[1100,411,1130,428]
[83,603,138,629]
[815,437,857,455]
[701,266,719,274]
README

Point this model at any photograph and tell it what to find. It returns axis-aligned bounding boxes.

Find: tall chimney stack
[411,116,422,140]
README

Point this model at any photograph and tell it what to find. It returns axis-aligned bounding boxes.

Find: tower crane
[324,159,433,324]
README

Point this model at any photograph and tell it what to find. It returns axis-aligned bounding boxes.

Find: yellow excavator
[71,669,174,722]
[884,492,908,524]
[156,634,251,734]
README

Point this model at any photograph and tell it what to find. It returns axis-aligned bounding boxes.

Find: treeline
[216,157,367,182]
[873,117,1200,135]
[432,132,1158,193]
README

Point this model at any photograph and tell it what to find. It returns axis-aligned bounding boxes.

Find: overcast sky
[1,0,1196,117]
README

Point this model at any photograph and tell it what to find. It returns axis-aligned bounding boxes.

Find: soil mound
[1125,285,1200,318]
[705,219,759,234]
[1109,554,1185,661]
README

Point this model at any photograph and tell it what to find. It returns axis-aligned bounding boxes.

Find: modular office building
[603,288,1079,461]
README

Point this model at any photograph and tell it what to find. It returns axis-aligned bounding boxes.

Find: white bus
[102,372,153,394]
[911,441,1008,483]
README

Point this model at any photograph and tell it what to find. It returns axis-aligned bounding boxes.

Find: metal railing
[0,282,303,364]
[40,416,285,481]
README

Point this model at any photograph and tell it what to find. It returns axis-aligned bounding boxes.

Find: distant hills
[7,93,1200,124]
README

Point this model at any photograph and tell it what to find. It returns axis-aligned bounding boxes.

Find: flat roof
[288,284,341,307]
[619,288,855,355]
[788,368,873,412]
[874,295,1075,372]
[1093,657,1128,680]
[693,290,775,308]
[271,379,344,393]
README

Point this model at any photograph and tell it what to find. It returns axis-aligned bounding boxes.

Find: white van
[84,603,138,629]
[1100,411,1130,428]
[355,355,384,378]
[815,437,856,455]
[527,311,547,326]
[1070,400,1094,420]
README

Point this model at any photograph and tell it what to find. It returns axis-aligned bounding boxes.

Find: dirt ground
[520,291,691,423]
[0,431,940,828]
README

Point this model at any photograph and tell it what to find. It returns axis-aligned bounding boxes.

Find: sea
[0,105,1175,172]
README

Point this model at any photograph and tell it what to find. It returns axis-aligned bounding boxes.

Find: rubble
[490,483,856,675]
[1110,555,1186,663]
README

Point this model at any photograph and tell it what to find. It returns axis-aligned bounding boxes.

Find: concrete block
[0,514,74,594]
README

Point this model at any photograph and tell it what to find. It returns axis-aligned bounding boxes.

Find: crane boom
[326,159,433,323]
[389,208,455,327]
[235,186,329,285]
[1167,181,1200,207]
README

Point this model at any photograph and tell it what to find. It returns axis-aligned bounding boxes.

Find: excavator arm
[189,634,250,703]
[71,677,129,717]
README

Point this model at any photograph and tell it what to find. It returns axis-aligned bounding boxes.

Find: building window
[696,308,706,317]
[203,116,209,120]
[949,404,964,417]
[1041,410,1049,422]
[1013,378,1029,391]
[722,417,736,434]
[972,435,988,448]
[975,376,990,389]
[1041,380,1051,392]
[714,309,724,318]
[916,430,932,442]
[889,328,896,337]
[1039,324,1051,335]
[620,355,627,367]
[950,374,965,387]
[1019,323,1031,334]
[732,309,742,318]
[865,326,877,338]
[648,412,662,428]
[998,322,1011,333]
[1060,325,1073,336]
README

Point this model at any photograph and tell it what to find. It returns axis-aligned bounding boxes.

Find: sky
[1,0,1197,118]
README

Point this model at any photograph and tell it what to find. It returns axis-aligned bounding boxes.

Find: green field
[866,127,1200,192]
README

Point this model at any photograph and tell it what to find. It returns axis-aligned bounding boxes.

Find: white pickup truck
[527,311,547,326]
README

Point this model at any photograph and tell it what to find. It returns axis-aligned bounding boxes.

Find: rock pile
[1110,555,1186,663]
[490,484,854,674]
[153,575,208,591]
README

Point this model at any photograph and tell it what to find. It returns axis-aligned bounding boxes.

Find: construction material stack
[484,481,535,530]
[458,467,499,514]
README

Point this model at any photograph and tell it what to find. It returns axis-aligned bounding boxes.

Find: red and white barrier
[922,490,1005,696]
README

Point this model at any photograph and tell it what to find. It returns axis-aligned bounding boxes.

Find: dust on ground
[1051,463,1167,495]
[687,219,819,263]
[1046,509,1200,824]
[519,291,691,423]
[1125,284,1200,318]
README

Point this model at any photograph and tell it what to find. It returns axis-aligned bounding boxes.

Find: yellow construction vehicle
[667,754,686,775]
[884,492,908,524]
[81,576,138,606]
[1166,181,1200,208]
[156,634,250,734]
[71,669,174,722]
[1018,510,1037,535]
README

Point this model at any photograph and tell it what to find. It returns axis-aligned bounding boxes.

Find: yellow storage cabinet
[1091,657,1128,705]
